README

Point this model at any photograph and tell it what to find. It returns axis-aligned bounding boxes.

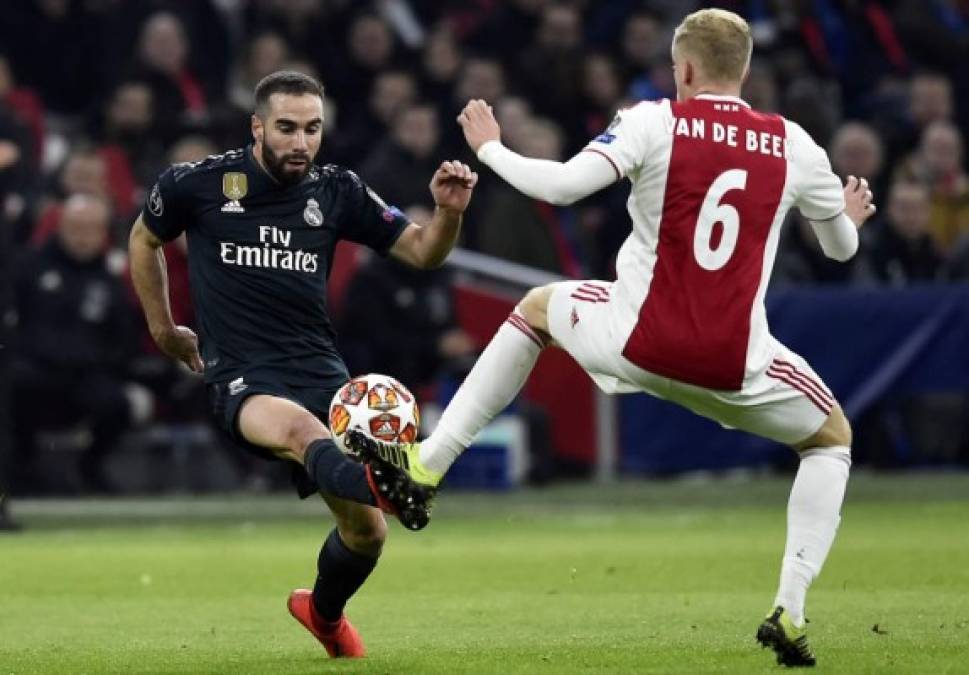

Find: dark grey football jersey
[142,145,409,384]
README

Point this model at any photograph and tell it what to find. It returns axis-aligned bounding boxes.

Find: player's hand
[155,325,204,373]
[430,160,478,213]
[457,99,500,154]
[843,176,876,228]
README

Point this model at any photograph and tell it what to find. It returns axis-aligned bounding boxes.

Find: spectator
[360,104,442,211]
[476,117,582,275]
[421,26,465,115]
[10,194,141,494]
[794,0,909,113]
[829,122,886,196]
[864,181,944,286]
[742,58,780,113]
[620,10,673,102]
[229,32,291,112]
[324,13,400,117]
[0,54,45,166]
[0,0,110,114]
[31,148,117,247]
[444,57,507,154]
[782,76,841,150]
[90,81,163,217]
[324,69,418,168]
[579,53,627,143]
[773,214,866,286]
[129,12,209,142]
[0,95,34,245]
[876,72,954,166]
[897,121,969,254]
[517,3,587,146]
[338,211,477,395]
[493,96,535,153]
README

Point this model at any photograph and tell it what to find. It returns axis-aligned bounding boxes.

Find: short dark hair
[254,70,324,115]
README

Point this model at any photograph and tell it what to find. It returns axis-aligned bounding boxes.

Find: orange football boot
[287,589,366,658]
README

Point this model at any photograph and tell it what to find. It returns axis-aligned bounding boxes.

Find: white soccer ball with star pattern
[328,373,420,454]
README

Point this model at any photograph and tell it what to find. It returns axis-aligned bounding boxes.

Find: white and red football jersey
[585,94,845,391]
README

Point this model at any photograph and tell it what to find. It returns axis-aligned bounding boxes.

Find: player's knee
[798,405,852,450]
[338,515,388,557]
[283,414,329,458]
[819,405,852,447]
[832,409,853,447]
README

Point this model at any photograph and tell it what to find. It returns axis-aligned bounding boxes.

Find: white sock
[774,446,851,627]
[420,311,546,474]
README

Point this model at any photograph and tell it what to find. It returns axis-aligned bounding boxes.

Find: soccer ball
[328,373,420,454]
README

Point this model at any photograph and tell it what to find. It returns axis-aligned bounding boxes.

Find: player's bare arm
[843,175,876,227]
[390,160,477,269]
[128,215,204,373]
[457,98,618,206]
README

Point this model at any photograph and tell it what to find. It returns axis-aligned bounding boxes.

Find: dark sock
[304,439,375,506]
[312,528,379,621]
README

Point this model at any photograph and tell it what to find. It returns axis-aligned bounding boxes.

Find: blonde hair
[673,9,752,84]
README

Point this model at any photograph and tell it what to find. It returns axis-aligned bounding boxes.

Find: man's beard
[262,144,313,186]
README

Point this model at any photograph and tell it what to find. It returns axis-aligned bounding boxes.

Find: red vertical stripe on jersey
[622,100,788,391]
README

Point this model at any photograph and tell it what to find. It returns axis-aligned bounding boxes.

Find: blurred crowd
[1,0,968,497]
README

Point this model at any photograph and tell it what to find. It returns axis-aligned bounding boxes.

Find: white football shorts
[546,280,835,445]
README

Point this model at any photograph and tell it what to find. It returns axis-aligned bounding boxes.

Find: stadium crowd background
[1,0,968,496]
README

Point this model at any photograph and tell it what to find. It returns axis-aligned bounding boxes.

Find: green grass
[2,472,968,673]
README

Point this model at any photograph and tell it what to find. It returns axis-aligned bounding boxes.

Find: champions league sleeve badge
[148,182,164,216]
[303,198,324,226]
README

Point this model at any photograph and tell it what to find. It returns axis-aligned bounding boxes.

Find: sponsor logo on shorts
[228,377,248,395]
[570,307,580,328]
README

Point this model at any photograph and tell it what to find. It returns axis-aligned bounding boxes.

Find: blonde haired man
[350,9,875,667]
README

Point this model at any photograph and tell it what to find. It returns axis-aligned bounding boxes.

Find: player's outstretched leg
[354,293,553,492]
[756,606,816,667]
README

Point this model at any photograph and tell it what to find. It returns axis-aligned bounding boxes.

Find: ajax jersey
[585,95,845,391]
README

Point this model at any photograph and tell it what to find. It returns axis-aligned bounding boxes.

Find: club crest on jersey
[303,198,323,226]
[221,172,247,213]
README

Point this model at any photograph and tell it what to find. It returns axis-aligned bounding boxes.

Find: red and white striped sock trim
[767,359,834,415]
[505,311,547,349]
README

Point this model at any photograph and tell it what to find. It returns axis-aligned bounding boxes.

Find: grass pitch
[2,472,968,674]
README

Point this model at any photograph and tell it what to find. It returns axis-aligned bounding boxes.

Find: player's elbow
[129,217,163,252]
[543,184,580,207]
[824,239,858,263]
[417,252,447,270]
[532,171,582,206]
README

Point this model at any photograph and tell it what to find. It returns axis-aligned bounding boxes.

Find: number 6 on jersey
[693,169,748,271]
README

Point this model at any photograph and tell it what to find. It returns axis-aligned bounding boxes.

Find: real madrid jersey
[142,145,409,385]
